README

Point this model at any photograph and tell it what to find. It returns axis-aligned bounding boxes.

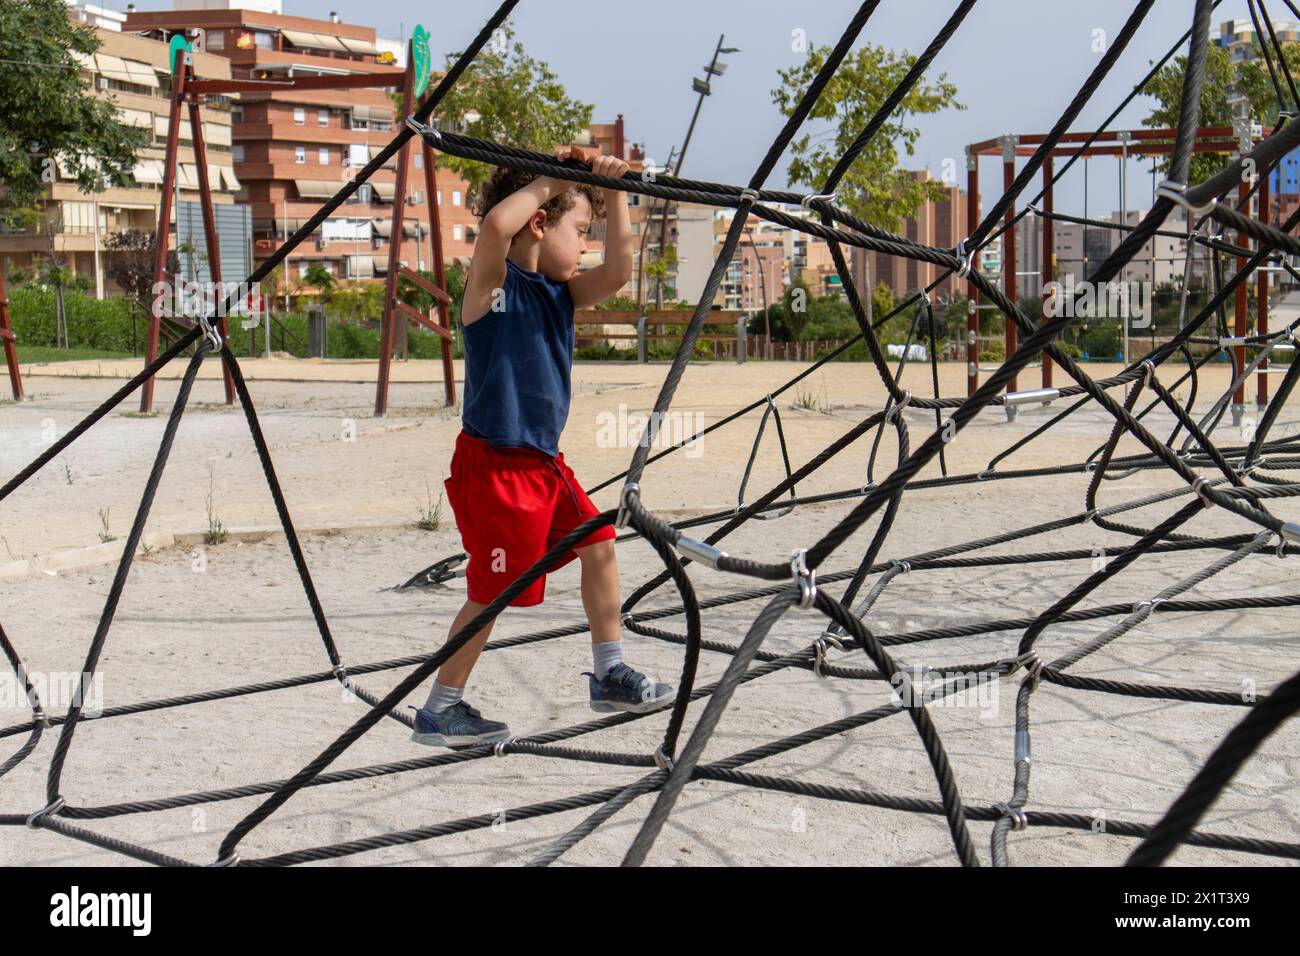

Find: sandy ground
[0,353,1297,866]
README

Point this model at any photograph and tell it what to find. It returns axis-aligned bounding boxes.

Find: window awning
[203,122,232,147]
[369,144,397,169]
[348,254,375,278]
[338,36,380,55]
[296,179,341,199]
[123,59,160,88]
[69,50,96,72]
[371,218,391,238]
[221,165,241,191]
[350,104,372,121]
[153,115,194,141]
[371,180,395,199]
[281,29,347,52]
[178,164,199,189]
[116,107,153,129]
[132,159,164,184]
[94,53,132,83]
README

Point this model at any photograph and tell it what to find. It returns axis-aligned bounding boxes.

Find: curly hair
[472,164,606,232]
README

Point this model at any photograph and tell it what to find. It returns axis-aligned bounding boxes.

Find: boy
[411,145,676,748]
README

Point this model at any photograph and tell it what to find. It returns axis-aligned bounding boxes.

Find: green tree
[0,0,148,222]
[407,23,593,200]
[773,43,964,234]
[644,243,677,309]
[1142,40,1300,184]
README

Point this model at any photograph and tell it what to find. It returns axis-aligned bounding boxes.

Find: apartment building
[121,2,476,287]
[851,170,969,300]
[0,8,237,294]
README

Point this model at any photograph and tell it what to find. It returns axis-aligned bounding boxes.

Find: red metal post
[141,47,187,413]
[1234,179,1248,411]
[1041,155,1054,389]
[0,267,23,400]
[374,42,417,416]
[966,148,979,397]
[1257,173,1270,407]
[422,139,456,406]
[1003,140,1018,395]
[187,87,235,404]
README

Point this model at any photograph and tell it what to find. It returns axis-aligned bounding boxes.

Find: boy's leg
[435,597,498,688]
[575,538,620,646]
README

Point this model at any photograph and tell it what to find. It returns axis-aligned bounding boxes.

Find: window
[436,191,442,205]
[414,153,422,169]
[453,225,464,240]
[452,190,462,206]
[293,108,305,125]
[318,109,329,128]
[299,261,309,277]
[231,106,244,124]
[232,144,245,163]
[319,147,330,165]
[254,31,273,49]
[408,189,424,205]
[295,146,306,164]
[206,31,225,50]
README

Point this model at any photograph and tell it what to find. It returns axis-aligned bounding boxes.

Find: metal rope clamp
[954,238,975,280]
[209,852,240,867]
[404,114,440,143]
[800,190,836,212]
[738,187,760,206]
[790,548,816,610]
[1155,179,1216,219]
[26,795,65,829]
[885,390,912,424]
[615,482,640,530]
[1132,596,1166,616]
[1140,359,1157,388]
[1191,475,1214,507]
[653,743,675,773]
[494,736,516,757]
[995,801,1029,831]
[198,313,223,354]
[812,632,845,677]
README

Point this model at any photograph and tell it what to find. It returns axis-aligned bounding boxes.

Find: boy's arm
[568,153,633,310]
[462,172,570,325]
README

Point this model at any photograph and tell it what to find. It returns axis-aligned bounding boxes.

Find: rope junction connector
[197,313,223,354]
[331,663,348,681]
[1140,359,1157,387]
[494,736,516,757]
[995,801,1029,831]
[800,191,836,212]
[614,482,640,530]
[1191,476,1214,507]
[885,390,912,423]
[812,632,845,677]
[31,705,51,728]
[209,852,241,867]
[675,534,728,570]
[404,114,440,143]
[790,548,816,610]
[954,238,975,279]
[1218,335,1248,349]
[738,187,760,205]
[653,743,675,773]
[26,795,65,829]
[1155,179,1216,218]
[889,559,912,574]
[1280,522,1300,547]
[1132,596,1167,616]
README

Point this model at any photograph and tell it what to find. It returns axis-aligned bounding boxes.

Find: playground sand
[0,357,1297,866]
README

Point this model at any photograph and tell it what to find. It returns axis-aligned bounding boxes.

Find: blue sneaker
[584,662,676,714]
[409,700,511,748]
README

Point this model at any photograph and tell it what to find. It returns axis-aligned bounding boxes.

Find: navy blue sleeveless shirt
[460,258,575,457]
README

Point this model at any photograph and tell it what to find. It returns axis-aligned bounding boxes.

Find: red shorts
[443,429,616,607]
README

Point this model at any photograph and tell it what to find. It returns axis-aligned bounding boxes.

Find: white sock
[592,640,623,680]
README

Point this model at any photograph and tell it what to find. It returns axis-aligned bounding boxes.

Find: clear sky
[130,0,1269,219]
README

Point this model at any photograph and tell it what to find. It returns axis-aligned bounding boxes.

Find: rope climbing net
[3,0,1300,867]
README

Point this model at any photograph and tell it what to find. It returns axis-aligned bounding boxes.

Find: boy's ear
[525,207,548,239]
